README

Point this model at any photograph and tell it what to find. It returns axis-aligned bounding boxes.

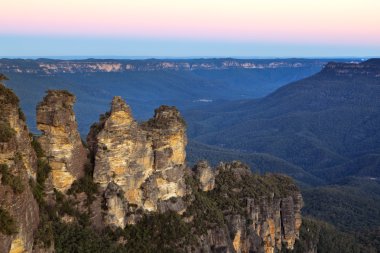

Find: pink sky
[1,0,380,45]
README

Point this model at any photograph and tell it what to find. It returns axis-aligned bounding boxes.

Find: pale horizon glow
[1,0,380,57]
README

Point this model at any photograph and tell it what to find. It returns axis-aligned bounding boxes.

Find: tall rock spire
[36,90,87,192]
[88,97,187,226]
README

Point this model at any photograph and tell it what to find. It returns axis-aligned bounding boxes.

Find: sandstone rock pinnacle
[36,90,87,192]
[88,97,187,226]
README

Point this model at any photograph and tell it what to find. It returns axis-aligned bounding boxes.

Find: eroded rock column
[36,90,87,192]
[142,105,187,206]
[92,96,154,209]
[88,97,188,227]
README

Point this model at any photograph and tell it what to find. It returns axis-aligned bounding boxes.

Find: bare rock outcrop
[0,82,39,253]
[194,160,215,191]
[36,90,87,192]
[88,97,187,226]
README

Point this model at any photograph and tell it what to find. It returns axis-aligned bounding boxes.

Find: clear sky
[1,0,379,58]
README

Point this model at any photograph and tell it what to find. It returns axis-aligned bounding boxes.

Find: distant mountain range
[0,58,349,73]
[186,59,380,184]
[0,58,346,133]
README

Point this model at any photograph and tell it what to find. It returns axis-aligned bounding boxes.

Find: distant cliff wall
[0,59,328,74]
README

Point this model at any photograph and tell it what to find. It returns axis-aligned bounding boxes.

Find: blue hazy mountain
[0,58,350,134]
[186,59,380,183]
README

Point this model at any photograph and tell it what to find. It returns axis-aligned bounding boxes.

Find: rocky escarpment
[87,97,187,226]
[186,161,303,253]
[36,90,87,192]
[1,84,304,253]
[194,160,215,191]
[0,81,40,253]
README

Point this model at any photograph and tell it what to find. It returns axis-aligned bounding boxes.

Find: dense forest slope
[186,59,380,182]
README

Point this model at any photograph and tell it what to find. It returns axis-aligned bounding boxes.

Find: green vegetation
[0,163,24,194]
[302,177,380,251]
[65,148,99,207]
[284,218,374,253]
[34,184,194,252]
[184,176,224,234]
[30,135,54,247]
[51,211,193,253]
[53,223,118,253]
[34,164,303,252]
[186,141,324,187]
[67,161,99,205]
[31,135,44,157]
[0,81,19,106]
[30,137,51,205]
[184,164,298,236]
[205,164,298,214]
[0,121,15,142]
[185,61,380,251]
[0,207,17,235]
[117,212,193,253]
[187,61,380,181]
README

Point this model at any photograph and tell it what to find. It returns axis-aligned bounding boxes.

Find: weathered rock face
[225,193,303,253]
[103,182,127,228]
[36,90,87,192]
[0,83,39,253]
[88,97,187,226]
[194,160,215,192]
[91,96,154,210]
[141,105,187,210]
[189,161,303,253]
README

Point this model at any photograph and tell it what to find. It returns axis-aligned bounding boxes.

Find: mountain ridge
[186,58,380,177]
[0,58,356,74]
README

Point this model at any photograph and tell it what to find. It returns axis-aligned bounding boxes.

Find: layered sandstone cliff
[36,90,87,192]
[0,82,40,253]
